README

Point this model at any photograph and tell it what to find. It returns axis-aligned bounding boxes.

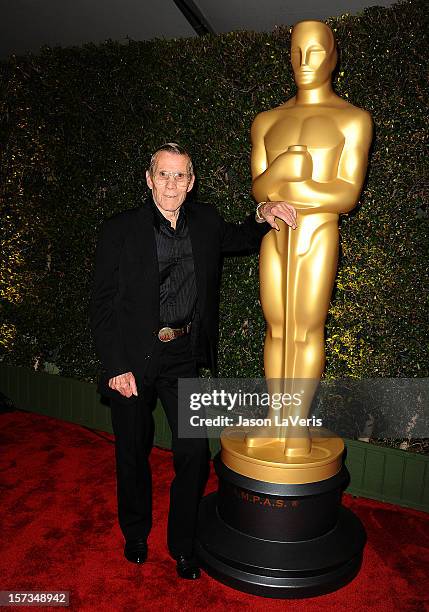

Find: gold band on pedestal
[221,427,344,484]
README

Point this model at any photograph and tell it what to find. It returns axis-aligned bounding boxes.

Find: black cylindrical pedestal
[196,454,366,598]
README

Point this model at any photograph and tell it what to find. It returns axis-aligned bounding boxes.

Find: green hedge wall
[0,0,427,381]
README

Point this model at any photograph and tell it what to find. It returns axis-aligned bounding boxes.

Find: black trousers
[110,334,210,558]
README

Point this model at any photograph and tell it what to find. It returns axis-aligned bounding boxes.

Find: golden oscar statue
[196,21,373,597]
[245,18,373,456]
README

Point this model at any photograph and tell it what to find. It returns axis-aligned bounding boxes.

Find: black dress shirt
[151,199,197,328]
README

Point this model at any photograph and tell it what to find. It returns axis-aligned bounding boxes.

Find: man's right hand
[108,371,138,398]
[258,201,297,231]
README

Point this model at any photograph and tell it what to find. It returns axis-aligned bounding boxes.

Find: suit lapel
[133,201,160,323]
[186,200,207,317]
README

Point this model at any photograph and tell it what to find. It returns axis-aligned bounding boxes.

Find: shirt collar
[150,198,186,233]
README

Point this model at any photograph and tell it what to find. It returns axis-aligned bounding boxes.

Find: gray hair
[149,142,194,177]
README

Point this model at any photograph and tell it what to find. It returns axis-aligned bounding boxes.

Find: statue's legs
[245,224,287,447]
[282,220,338,455]
[246,216,339,455]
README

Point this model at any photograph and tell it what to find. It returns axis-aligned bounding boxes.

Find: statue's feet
[245,426,281,448]
[283,436,312,457]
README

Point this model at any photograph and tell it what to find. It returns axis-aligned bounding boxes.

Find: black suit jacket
[90,198,271,398]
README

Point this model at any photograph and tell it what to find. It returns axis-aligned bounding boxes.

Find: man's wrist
[255,201,267,223]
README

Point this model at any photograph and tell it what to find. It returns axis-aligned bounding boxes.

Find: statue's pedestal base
[196,432,366,598]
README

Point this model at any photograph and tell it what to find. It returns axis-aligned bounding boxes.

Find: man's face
[146,151,195,214]
[291,22,336,90]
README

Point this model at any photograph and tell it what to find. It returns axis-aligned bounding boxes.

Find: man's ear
[146,170,153,190]
[187,174,195,193]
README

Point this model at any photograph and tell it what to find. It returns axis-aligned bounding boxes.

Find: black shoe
[124,538,148,564]
[175,554,201,580]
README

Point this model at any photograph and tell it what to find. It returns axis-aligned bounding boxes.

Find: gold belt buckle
[158,326,176,342]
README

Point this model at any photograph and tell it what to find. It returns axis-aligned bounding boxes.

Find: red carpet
[1,410,428,611]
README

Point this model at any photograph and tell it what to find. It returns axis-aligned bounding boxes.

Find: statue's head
[291,21,337,90]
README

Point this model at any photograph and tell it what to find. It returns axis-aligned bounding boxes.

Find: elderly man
[90,143,296,579]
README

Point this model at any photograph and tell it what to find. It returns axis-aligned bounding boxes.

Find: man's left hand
[258,201,297,231]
